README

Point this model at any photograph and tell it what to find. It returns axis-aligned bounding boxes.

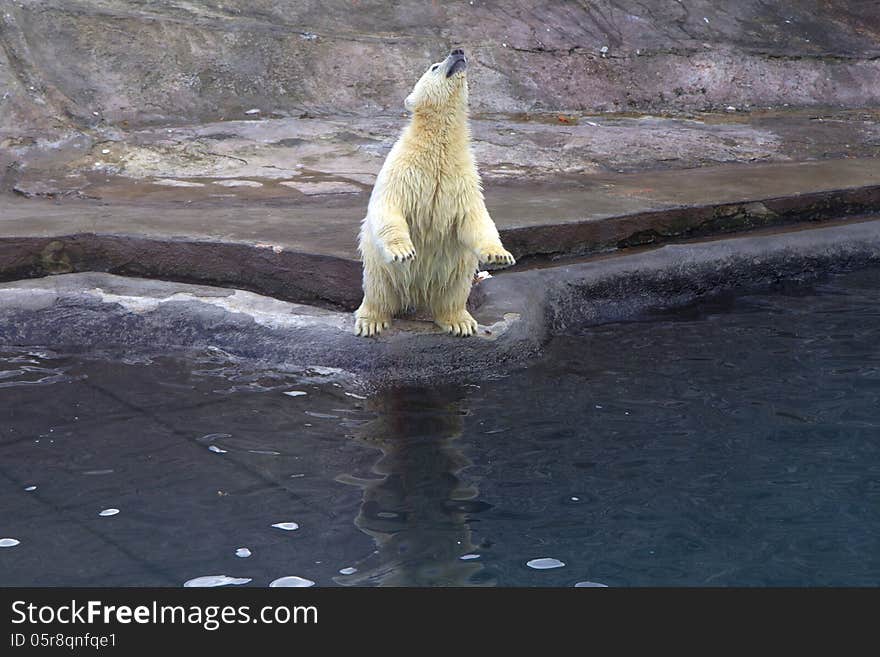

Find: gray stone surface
[3,158,880,310]
[2,217,878,386]
[4,1,880,189]
[7,108,880,197]
[4,0,880,133]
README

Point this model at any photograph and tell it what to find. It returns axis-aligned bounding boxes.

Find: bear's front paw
[383,239,417,263]
[354,314,390,338]
[477,245,516,268]
[435,311,479,337]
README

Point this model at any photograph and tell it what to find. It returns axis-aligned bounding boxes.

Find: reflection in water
[335,386,493,586]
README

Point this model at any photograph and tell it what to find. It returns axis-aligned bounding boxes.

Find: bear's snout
[446,49,467,78]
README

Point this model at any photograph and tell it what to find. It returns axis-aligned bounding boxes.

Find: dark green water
[1,267,879,586]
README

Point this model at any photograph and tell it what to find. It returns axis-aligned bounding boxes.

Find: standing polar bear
[355,48,515,337]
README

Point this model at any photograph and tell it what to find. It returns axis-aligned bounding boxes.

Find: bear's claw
[384,241,417,263]
[478,247,516,267]
[435,312,478,337]
[354,316,390,337]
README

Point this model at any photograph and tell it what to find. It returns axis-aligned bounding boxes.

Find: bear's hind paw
[435,312,478,337]
[354,316,390,338]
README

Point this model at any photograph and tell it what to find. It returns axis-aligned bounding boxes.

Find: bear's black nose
[451,48,465,56]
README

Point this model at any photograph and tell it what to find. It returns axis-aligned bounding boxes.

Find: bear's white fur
[354,49,515,337]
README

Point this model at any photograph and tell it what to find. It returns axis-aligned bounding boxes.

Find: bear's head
[404,48,469,114]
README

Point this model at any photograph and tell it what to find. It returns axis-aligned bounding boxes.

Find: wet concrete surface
[2,216,879,386]
[2,158,880,308]
[8,109,880,197]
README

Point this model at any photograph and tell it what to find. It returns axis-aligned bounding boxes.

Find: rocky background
[2,0,879,194]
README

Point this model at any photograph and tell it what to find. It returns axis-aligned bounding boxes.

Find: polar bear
[354,48,515,338]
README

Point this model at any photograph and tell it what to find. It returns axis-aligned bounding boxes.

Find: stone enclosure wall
[2,0,880,142]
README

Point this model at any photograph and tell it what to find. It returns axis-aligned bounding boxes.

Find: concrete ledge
[504,184,880,260]
[3,158,880,310]
[0,234,362,310]
[2,217,878,386]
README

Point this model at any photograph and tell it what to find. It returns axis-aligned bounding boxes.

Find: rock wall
[2,0,880,141]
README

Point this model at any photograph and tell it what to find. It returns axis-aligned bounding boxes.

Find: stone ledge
[2,217,878,386]
[3,158,880,310]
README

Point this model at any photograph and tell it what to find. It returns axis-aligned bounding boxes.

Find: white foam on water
[574,581,609,587]
[98,508,119,517]
[0,538,21,547]
[344,392,367,400]
[248,450,280,455]
[459,554,481,560]
[199,433,231,443]
[283,391,307,397]
[526,558,565,570]
[208,445,227,454]
[184,575,252,588]
[338,567,357,575]
[24,486,37,491]
[269,576,314,588]
[271,522,299,531]
[235,548,252,558]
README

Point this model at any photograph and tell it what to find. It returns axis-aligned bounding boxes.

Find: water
[1,267,879,586]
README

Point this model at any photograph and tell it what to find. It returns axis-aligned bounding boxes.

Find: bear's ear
[404,93,416,112]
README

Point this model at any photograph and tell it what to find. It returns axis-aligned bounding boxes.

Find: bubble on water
[184,575,252,588]
[575,581,609,587]
[283,391,307,397]
[459,554,481,560]
[269,576,315,587]
[271,522,299,531]
[338,567,357,575]
[98,508,119,517]
[526,558,565,570]
[24,485,37,491]
[571,496,580,501]
[235,548,252,558]
[208,445,227,454]
[0,538,21,547]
